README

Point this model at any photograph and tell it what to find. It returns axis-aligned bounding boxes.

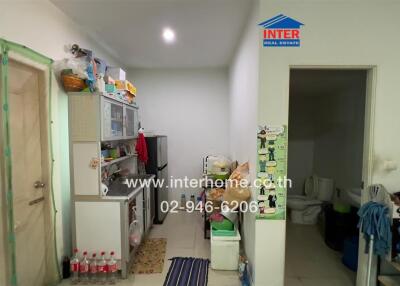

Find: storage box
[106,67,126,81]
[211,230,241,270]
[115,80,137,96]
[105,84,116,93]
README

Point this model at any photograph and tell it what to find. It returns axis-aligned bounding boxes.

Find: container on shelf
[115,80,137,97]
[62,74,86,92]
[105,84,116,93]
[109,148,119,159]
[106,67,126,81]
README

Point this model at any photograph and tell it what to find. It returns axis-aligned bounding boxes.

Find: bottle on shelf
[79,251,90,284]
[89,253,98,283]
[70,248,80,285]
[97,251,108,285]
[107,251,118,284]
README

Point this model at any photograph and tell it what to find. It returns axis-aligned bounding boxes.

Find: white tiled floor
[60,214,356,286]
[60,211,240,286]
[285,222,357,286]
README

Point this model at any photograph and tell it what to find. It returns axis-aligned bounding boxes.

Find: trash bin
[211,230,241,270]
[324,204,357,251]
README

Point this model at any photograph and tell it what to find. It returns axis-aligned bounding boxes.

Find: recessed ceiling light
[162,27,176,44]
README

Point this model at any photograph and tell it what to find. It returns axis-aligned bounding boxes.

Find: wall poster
[256,125,288,220]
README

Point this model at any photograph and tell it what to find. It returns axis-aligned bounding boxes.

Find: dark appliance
[145,136,168,224]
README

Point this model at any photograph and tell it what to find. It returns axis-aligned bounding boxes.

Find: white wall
[228,0,259,281]
[287,140,314,195]
[258,1,400,285]
[288,71,366,195]
[288,95,315,195]
[313,89,366,190]
[0,1,122,281]
[128,68,230,202]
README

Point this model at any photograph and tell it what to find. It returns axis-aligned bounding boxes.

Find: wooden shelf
[101,154,137,167]
[378,275,400,286]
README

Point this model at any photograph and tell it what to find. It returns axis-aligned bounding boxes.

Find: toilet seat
[287,195,322,211]
[287,175,334,224]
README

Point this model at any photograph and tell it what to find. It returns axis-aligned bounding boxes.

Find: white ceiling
[51,0,253,68]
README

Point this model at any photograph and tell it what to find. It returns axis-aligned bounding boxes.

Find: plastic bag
[223,162,251,207]
[53,57,89,80]
[129,220,142,248]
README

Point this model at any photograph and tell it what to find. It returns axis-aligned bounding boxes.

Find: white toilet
[287,175,334,224]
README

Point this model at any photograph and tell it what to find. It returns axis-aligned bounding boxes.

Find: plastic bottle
[89,253,98,283]
[70,248,80,284]
[107,251,118,284]
[190,194,196,205]
[97,251,108,285]
[79,251,90,284]
[180,193,186,209]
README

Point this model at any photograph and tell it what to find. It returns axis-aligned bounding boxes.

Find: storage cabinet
[68,91,141,279]
[68,92,139,142]
[74,189,145,279]
[102,97,124,140]
[124,105,139,138]
[101,96,139,141]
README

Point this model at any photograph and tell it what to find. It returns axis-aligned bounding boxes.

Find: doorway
[4,59,53,286]
[285,68,372,285]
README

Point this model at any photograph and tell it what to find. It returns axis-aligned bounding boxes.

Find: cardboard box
[115,80,137,96]
[106,67,126,81]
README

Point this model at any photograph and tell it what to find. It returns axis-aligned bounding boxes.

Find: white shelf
[68,91,138,108]
[101,154,137,167]
[378,275,400,286]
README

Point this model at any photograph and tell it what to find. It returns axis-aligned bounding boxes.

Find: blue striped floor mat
[163,257,210,286]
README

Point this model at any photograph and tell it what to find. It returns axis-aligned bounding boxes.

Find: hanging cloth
[135,131,148,164]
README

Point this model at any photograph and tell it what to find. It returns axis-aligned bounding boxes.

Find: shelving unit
[68,91,141,278]
[102,154,138,167]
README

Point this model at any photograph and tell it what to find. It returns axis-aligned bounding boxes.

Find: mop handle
[366,234,374,286]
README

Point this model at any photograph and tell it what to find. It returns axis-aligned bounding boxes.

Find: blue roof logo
[259,14,304,47]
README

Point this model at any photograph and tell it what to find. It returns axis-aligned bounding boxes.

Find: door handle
[29,196,45,206]
[33,181,46,189]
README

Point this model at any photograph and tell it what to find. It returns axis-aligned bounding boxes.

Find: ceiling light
[163,27,176,44]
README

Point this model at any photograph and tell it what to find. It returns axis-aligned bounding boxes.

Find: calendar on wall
[256,125,288,220]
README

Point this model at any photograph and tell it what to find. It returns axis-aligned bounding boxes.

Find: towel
[358,201,392,256]
[135,132,148,164]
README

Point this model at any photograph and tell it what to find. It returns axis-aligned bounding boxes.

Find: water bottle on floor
[107,251,117,284]
[79,251,90,284]
[89,253,98,283]
[97,251,108,285]
[180,193,186,209]
[70,248,79,284]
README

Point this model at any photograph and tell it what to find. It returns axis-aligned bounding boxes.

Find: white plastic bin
[210,231,241,270]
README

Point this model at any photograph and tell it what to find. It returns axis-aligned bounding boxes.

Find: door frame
[0,41,58,285]
[287,65,377,286]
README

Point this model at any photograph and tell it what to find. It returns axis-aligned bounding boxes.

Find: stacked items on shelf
[55,44,137,104]
[100,141,137,196]
[101,141,135,164]
[104,67,137,104]
[203,156,231,181]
